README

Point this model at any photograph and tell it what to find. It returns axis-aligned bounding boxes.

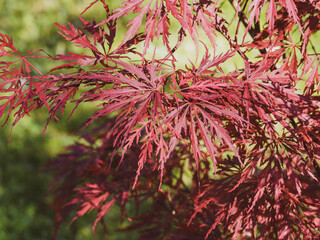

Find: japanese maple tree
[1,0,320,239]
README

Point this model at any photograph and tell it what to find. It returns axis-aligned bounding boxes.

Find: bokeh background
[4,0,312,239]
[0,0,134,239]
[0,0,251,239]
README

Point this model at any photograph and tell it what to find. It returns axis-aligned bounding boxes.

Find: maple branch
[309,38,317,54]
[2,1,320,238]
[228,0,266,55]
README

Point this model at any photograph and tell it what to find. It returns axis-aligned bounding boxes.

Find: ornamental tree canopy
[1,0,320,239]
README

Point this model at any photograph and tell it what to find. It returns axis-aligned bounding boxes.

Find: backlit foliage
[1,0,320,239]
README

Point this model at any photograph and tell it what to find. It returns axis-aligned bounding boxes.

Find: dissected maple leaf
[1,0,320,239]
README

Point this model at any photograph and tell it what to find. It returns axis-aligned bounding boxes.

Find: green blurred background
[0,1,132,239]
[0,1,256,239]
[3,1,316,239]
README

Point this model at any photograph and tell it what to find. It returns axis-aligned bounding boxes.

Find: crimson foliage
[1,0,320,239]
